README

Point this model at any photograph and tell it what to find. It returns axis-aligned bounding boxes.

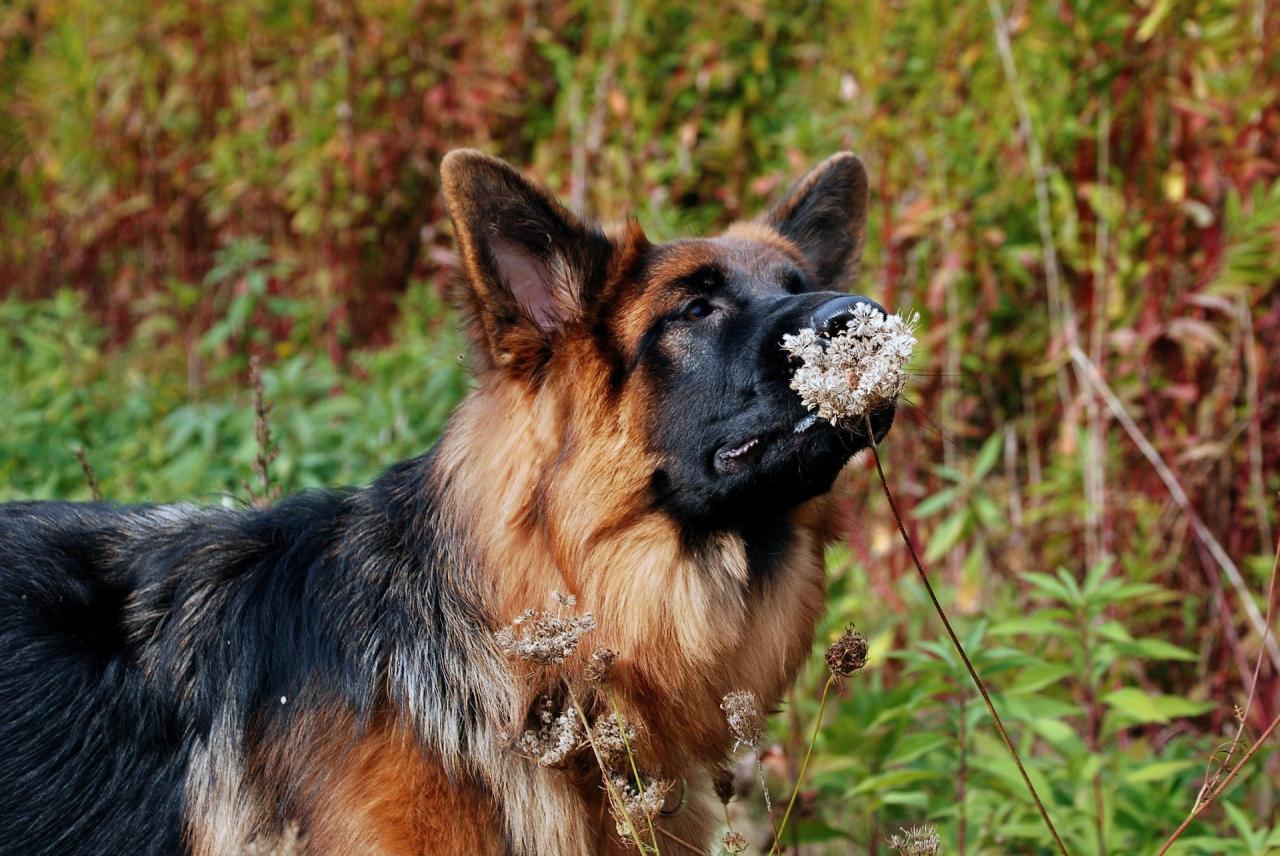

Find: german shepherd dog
[0,150,894,855]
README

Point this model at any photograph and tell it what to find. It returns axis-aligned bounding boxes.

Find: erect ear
[441,149,613,375]
[760,152,869,291]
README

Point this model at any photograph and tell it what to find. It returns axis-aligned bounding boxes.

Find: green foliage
[805,550,1277,854]
[0,283,469,502]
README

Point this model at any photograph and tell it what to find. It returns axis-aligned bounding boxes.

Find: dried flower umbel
[888,825,941,856]
[607,774,674,843]
[781,303,918,427]
[512,694,584,768]
[496,594,596,665]
[592,710,639,770]
[825,625,869,678]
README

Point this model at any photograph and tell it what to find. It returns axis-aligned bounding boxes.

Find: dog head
[441,150,895,536]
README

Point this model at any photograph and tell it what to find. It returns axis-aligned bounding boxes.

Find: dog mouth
[711,411,831,476]
[713,433,773,475]
[711,406,894,477]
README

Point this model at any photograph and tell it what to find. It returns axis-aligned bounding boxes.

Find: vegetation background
[2,0,1278,852]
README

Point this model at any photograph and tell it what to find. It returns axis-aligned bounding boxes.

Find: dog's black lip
[713,427,782,475]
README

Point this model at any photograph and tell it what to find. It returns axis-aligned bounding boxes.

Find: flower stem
[566,684,652,853]
[769,674,835,855]
[607,689,661,854]
[1155,711,1280,855]
[867,421,1068,856]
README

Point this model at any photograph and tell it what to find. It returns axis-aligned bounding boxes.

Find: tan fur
[284,715,503,856]
[430,231,844,850]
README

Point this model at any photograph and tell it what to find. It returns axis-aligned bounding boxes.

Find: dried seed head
[722,830,749,854]
[585,647,618,685]
[592,710,639,771]
[552,590,577,607]
[512,695,584,768]
[721,689,764,749]
[888,825,941,856]
[496,603,596,665]
[607,775,674,842]
[781,305,918,427]
[825,625,869,678]
[712,767,735,805]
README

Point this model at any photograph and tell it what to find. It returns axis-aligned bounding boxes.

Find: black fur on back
[0,450,495,856]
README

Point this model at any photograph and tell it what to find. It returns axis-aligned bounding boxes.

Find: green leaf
[989,616,1072,638]
[794,819,854,844]
[849,768,941,795]
[1103,688,1215,725]
[1007,663,1076,695]
[924,510,968,562]
[913,487,957,519]
[1136,0,1173,41]
[1029,716,1078,746]
[1122,759,1200,785]
[972,431,1003,478]
[1118,638,1199,662]
[1023,572,1076,604]
[885,731,951,766]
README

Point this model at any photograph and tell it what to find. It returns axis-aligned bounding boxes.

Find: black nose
[809,295,887,337]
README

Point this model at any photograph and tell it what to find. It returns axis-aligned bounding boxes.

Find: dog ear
[761,153,869,291]
[441,149,613,375]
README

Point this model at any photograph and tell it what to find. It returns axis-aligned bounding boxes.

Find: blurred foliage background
[2,0,1279,852]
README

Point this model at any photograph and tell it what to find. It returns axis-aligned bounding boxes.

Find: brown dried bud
[722,830,748,854]
[720,690,764,749]
[825,625,869,677]
[585,647,618,684]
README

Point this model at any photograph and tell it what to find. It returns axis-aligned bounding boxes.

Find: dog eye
[680,298,715,321]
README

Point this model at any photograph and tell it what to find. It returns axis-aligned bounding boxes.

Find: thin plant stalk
[1069,344,1280,670]
[656,827,706,856]
[753,747,782,847]
[566,684,653,853]
[1219,529,1280,784]
[768,674,836,856]
[1181,525,1280,831]
[606,690,661,854]
[867,421,1069,856]
[1155,711,1280,856]
[957,694,968,856]
[73,446,102,501]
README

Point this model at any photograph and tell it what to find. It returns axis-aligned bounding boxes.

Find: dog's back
[0,474,513,856]
[0,495,370,855]
[0,502,191,855]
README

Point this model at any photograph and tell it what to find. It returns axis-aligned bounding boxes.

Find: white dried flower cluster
[496,604,596,665]
[781,303,918,427]
[888,825,941,856]
[592,711,639,770]
[513,695,584,768]
[607,775,673,841]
